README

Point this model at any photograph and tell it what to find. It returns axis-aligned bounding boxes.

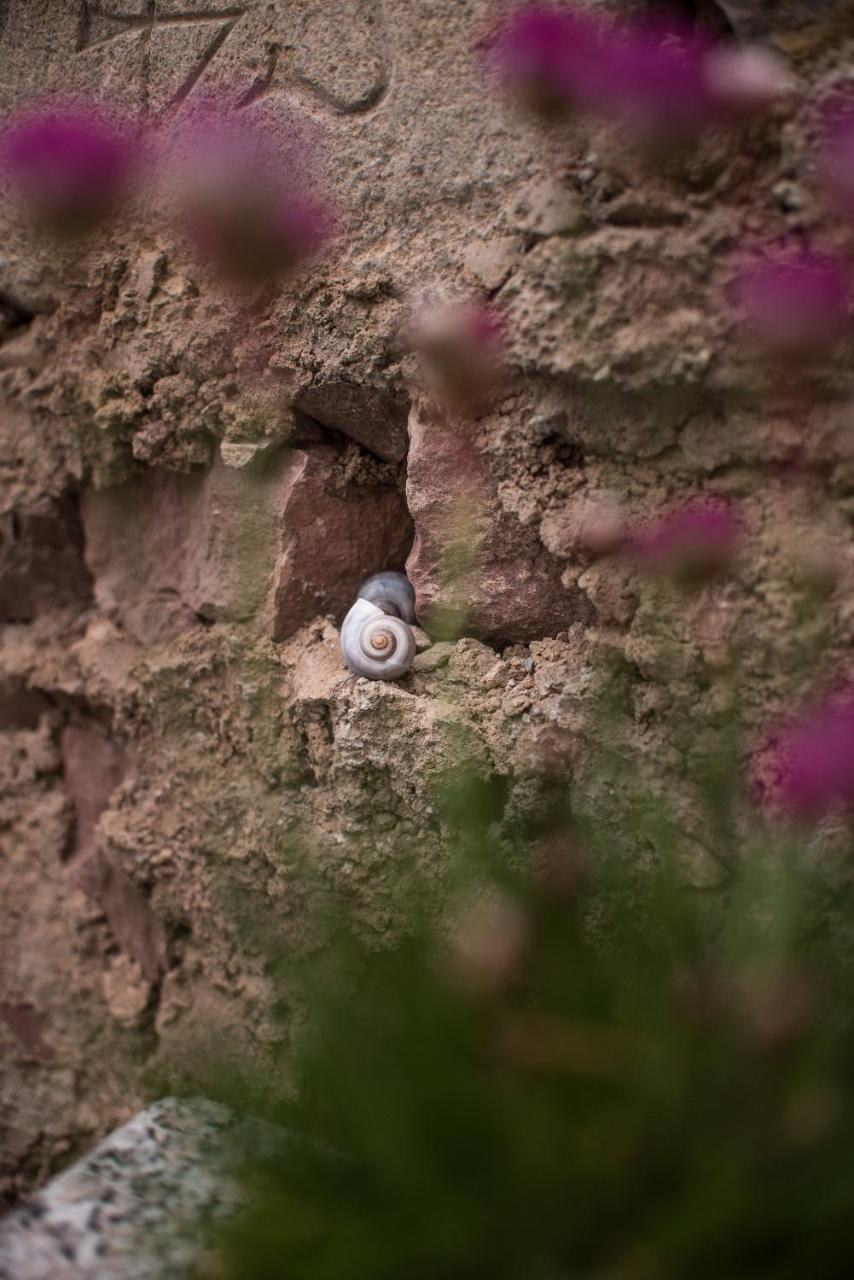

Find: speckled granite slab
[0,1098,252,1280]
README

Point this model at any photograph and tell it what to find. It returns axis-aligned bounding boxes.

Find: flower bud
[703,44,794,120]
[754,687,854,821]
[728,246,851,359]
[410,298,508,413]
[630,496,742,587]
[447,889,529,998]
[170,104,331,285]
[485,4,607,121]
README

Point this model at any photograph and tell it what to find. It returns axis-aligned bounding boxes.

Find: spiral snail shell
[340,572,417,681]
[356,571,417,623]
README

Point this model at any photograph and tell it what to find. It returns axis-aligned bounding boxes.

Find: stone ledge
[0,1098,251,1280]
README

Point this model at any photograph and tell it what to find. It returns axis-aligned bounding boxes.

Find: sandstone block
[539,493,625,562]
[405,403,594,647]
[294,382,409,462]
[82,452,302,645]
[462,236,521,291]
[271,446,412,641]
[61,724,167,985]
[0,496,92,624]
[84,444,412,646]
[509,178,584,238]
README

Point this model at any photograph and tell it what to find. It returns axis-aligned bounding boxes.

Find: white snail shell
[356,571,417,624]
[340,573,417,681]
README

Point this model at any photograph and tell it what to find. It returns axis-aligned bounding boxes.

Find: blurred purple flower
[172,104,331,284]
[728,246,851,358]
[485,4,609,119]
[272,194,329,260]
[703,44,794,121]
[486,5,790,136]
[756,689,854,821]
[187,187,331,285]
[1,102,136,233]
[411,298,508,413]
[817,88,854,220]
[607,21,788,136]
[460,301,507,355]
[607,16,715,138]
[631,496,741,585]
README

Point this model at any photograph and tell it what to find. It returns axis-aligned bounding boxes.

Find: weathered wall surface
[3,0,854,1203]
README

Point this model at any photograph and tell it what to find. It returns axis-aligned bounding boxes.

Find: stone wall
[3,0,854,1204]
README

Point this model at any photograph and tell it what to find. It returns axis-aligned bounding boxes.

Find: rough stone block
[294,382,409,462]
[83,444,412,647]
[0,681,53,731]
[0,1098,256,1280]
[61,726,127,866]
[0,497,92,624]
[271,446,412,641]
[81,451,303,645]
[61,724,167,985]
[405,403,594,647]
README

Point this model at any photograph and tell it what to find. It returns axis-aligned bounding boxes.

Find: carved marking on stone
[162,15,244,109]
[73,0,391,120]
[237,40,280,108]
[76,1,247,113]
[288,61,390,117]
[283,1,392,117]
[77,1,148,53]
[77,2,243,50]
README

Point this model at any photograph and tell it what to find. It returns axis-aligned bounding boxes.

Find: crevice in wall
[0,290,34,340]
[0,492,94,624]
[653,0,737,39]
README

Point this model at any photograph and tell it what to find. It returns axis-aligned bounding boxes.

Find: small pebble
[412,642,455,674]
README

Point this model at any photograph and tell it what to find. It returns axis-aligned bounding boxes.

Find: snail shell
[357,571,417,624]
[340,573,417,681]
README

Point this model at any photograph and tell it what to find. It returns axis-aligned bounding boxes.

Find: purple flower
[603,22,787,136]
[411,298,508,413]
[485,4,609,119]
[607,16,716,137]
[188,188,331,284]
[1,103,135,232]
[728,246,851,358]
[486,5,791,137]
[272,194,330,261]
[756,689,854,821]
[631,496,741,584]
[458,301,507,355]
[817,88,854,220]
[172,104,331,284]
[703,44,794,121]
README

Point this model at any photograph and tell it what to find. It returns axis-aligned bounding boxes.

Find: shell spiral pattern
[340,574,417,681]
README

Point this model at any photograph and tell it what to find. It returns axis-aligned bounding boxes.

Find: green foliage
[206,737,854,1280]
